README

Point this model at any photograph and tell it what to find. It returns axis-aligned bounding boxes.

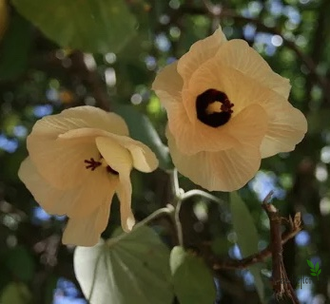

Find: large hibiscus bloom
[152,27,307,191]
[18,106,158,246]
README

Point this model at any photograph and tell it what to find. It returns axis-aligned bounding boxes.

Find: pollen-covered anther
[221,99,234,114]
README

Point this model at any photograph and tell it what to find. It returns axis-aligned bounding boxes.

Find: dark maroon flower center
[84,157,119,175]
[196,89,234,128]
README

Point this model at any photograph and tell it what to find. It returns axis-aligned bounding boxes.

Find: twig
[262,200,300,304]
[213,215,301,270]
[213,192,302,304]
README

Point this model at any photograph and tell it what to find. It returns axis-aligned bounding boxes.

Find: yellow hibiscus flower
[18,106,158,246]
[152,27,307,191]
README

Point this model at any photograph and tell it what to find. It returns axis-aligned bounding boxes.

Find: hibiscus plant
[0,1,328,304]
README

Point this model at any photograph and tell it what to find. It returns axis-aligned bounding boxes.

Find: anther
[84,158,102,171]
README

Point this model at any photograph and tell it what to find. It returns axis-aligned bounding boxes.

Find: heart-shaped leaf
[74,226,173,304]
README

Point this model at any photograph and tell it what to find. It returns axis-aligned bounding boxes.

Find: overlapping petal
[18,157,117,219]
[116,173,135,232]
[60,106,129,136]
[27,135,99,189]
[216,40,291,98]
[260,103,308,158]
[95,136,136,231]
[167,128,262,191]
[177,27,227,84]
[62,200,113,247]
[18,158,72,215]
[60,128,159,173]
[152,61,183,100]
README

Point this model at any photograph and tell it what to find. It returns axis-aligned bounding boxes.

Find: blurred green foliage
[0,0,330,303]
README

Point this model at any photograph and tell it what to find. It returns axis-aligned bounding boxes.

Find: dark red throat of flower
[196,89,234,128]
[84,158,119,175]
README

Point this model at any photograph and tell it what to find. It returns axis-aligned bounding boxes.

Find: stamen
[84,158,102,171]
[84,156,119,175]
[220,99,234,113]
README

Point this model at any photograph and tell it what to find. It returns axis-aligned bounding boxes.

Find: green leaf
[115,105,170,170]
[0,13,31,80]
[310,273,317,276]
[6,246,35,282]
[306,260,314,269]
[317,269,321,275]
[170,246,216,304]
[230,192,266,303]
[44,275,58,304]
[0,282,32,304]
[315,262,319,272]
[74,226,173,304]
[12,0,136,54]
[310,268,317,273]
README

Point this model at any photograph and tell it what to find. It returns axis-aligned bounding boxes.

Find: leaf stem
[107,206,175,246]
[171,170,226,248]
[174,199,184,247]
[171,169,184,247]
[181,189,225,205]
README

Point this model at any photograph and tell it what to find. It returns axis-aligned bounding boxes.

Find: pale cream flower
[18,106,158,246]
[152,27,307,192]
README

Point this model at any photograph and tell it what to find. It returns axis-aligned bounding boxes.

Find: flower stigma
[196,89,234,128]
[84,156,119,175]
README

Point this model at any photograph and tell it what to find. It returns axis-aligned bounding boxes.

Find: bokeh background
[0,0,329,303]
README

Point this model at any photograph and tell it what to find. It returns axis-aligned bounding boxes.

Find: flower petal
[95,136,135,232]
[116,174,135,232]
[260,103,307,158]
[60,106,129,136]
[95,136,133,173]
[62,200,113,247]
[28,106,128,139]
[18,157,118,218]
[27,135,99,189]
[216,40,291,98]
[59,127,112,140]
[225,104,268,147]
[64,166,118,218]
[18,157,71,215]
[119,140,158,173]
[152,61,183,100]
[167,129,261,191]
[177,27,227,84]
[63,129,158,173]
